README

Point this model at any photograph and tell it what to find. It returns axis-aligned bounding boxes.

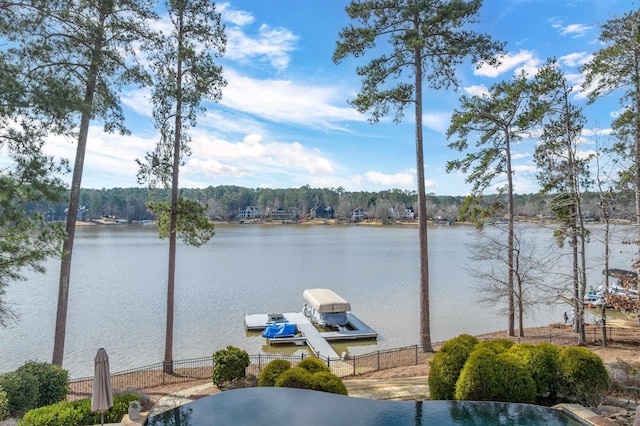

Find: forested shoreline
[29,185,638,224]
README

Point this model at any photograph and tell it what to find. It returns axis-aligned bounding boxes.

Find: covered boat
[262,322,297,338]
[302,288,351,327]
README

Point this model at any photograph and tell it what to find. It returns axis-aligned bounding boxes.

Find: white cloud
[220,69,363,129]
[121,88,153,118]
[422,112,451,134]
[364,170,414,187]
[187,133,334,181]
[464,85,490,97]
[511,152,531,160]
[224,25,298,71]
[559,52,591,67]
[582,127,613,137]
[218,2,255,26]
[561,24,593,38]
[43,126,157,188]
[475,50,541,78]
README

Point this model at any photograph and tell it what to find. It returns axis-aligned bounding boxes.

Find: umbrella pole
[101,411,104,426]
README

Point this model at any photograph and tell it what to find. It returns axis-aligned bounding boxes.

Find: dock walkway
[283,312,338,358]
[244,311,377,360]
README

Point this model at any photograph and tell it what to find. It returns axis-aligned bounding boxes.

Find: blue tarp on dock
[262,323,297,338]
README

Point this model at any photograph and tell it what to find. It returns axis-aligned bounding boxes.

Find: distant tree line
[24,185,638,224]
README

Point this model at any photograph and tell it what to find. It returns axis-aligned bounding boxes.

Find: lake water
[0,222,636,378]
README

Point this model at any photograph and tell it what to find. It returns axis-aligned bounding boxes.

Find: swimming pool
[144,387,585,425]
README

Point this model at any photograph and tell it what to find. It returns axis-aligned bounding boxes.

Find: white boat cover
[303,288,351,313]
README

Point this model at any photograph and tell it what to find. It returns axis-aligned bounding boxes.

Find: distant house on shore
[352,208,367,221]
[310,205,334,219]
[238,206,261,219]
[390,206,415,221]
[271,207,291,221]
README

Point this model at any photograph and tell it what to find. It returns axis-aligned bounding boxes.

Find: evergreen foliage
[334,0,504,352]
[0,389,8,421]
[454,348,536,403]
[311,371,349,395]
[474,339,514,354]
[428,334,478,400]
[212,346,250,387]
[274,367,314,389]
[507,343,560,398]
[297,357,330,374]
[557,346,609,406]
[0,370,39,416]
[20,393,139,426]
[16,361,69,407]
[258,360,292,387]
[273,364,348,395]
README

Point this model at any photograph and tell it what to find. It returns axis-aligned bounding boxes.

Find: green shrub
[428,334,478,400]
[311,372,348,395]
[212,346,250,387]
[454,347,535,403]
[297,357,330,374]
[21,393,140,426]
[507,343,560,398]
[557,346,609,406]
[475,339,514,354]
[258,360,291,387]
[0,370,39,416]
[0,388,8,421]
[17,361,69,407]
[20,400,84,426]
[274,367,314,389]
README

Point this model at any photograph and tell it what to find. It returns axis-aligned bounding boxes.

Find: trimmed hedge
[474,339,514,354]
[274,367,314,389]
[454,348,535,403]
[274,366,348,395]
[0,370,39,416]
[557,346,609,406]
[21,393,140,426]
[212,346,250,387]
[297,357,330,374]
[311,372,348,395]
[507,343,560,398]
[258,360,291,387]
[17,361,69,407]
[428,334,478,400]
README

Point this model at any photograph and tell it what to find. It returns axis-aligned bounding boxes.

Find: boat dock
[244,311,377,359]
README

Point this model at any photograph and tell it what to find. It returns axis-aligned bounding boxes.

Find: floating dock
[244,311,377,359]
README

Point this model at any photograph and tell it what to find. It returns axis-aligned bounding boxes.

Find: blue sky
[43,0,634,195]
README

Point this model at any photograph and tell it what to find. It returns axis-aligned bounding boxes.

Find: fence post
[415,345,418,365]
[258,353,261,370]
[377,351,380,370]
[352,355,356,376]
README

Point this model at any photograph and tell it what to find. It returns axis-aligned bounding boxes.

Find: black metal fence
[68,324,635,399]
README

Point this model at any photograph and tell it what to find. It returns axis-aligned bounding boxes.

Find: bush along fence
[68,324,629,399]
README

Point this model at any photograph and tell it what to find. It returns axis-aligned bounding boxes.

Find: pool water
[144,388,584,426]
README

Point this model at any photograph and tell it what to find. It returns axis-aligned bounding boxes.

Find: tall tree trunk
[164,15,185,375]
[569,210,582,333]
[635,94,640,259]
[505,133,515,337]
[413,28,431,352]
[52,35,103,367]
[601,193,611,346]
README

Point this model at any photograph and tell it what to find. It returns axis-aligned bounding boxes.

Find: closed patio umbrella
[91,348,113,426]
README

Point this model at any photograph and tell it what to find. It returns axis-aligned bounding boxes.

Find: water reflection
[145,388,582,426]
